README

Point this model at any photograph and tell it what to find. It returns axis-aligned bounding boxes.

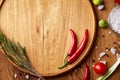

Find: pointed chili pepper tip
[58,61,69,69]
[82,64,90,80]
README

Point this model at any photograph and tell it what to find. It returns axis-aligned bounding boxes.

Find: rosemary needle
[0,32,40,77]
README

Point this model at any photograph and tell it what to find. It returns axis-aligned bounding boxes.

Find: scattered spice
[108,31,112,34]
[102,35,105,38]
[106,48,108,49]
[108,48,111,50]
[106,54,109,57]
[95,46,98,49]
[98,57,101,60]
[105,49,109,52]
[97,4,104,10]
[114,42,116,44]
[95,45,120,80]
[105,48,109,52]
[74,69,78,73]
[97,58,120,80]
[110,47,116,54]
[19,73,22,76]
[25,74,29,79]
[14,73,17,78]
[99,52,106,58]
[116,53,120,60]
[114,46,117,49]
[92,60,95,62]
[100,60,107,65]
[38,78,41,80]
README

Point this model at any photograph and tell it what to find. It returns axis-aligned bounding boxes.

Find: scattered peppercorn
[105,48,109,52]
[19,73,22,76]
[106,48,108,49]
[102,35,105,37]
[114,42,116,44]
[114,46,117,48]
[92,60,96,62]
[106,54,109,57]
[37,78,41,80]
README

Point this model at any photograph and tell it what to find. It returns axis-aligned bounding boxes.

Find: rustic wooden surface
[0,0,95,77]
[0,0,120,80]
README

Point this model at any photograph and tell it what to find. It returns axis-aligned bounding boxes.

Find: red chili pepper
[59,29,88,69]
[64,29,77,62]
[82,65,90,80]
[115,0,120,4]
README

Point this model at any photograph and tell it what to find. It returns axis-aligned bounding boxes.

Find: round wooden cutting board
[0,0,96,76]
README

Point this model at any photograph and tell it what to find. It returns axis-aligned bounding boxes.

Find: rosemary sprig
[0,32,42,78]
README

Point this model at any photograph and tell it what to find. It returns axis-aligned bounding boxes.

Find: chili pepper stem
[64,54,69,63]
[58,61,69,69]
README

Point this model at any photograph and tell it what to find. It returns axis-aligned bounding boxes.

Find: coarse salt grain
[105,49,109,52]
[92,65,94,67]
[38,78,41,80]
[97,4,104,10]
[74,69,78,72]
[14,73,17,78]
[95,46,98,49]
[100,60,107,65]
[99,52,106,58]
[25,74,29,79]
[116,53,120,60]
[108,31,112,34]
[110,47,116,54]
[98,57,101,60]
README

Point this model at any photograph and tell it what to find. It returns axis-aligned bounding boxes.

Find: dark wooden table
[0,0,120,80]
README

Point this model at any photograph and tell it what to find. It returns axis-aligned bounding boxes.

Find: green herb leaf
[0,32,41,77]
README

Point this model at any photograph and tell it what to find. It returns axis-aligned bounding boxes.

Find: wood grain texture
[0,0,95,77]
[0,0,119,80]
[0,0,3,5]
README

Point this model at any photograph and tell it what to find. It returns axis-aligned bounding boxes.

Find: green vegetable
[0,32,40,77]
[97,58,120,80]
[99,20,108,28]
[92,0,103,6]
